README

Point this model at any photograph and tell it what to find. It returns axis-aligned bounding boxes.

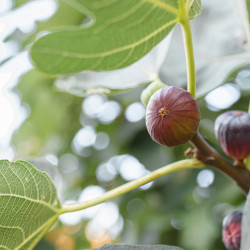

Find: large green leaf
[55,34,172,96]
[0,160,61,249]
[30,0,201,75]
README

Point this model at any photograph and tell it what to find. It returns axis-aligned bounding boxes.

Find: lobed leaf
[30,0,201,75]
[0,160,61,249]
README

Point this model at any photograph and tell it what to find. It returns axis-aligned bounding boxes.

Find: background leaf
[30,0,201,75]
[0,160,61,249]
[89,244,184,250]
[160,0,250,97]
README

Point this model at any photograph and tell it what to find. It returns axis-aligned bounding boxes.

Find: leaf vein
[15,214,59,250]
[35,18,177,60]
[143,0,178,15]
[0,194,59,213]
[0,225,25,240]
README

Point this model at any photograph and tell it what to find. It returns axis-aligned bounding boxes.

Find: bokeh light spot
[98,101,121,124]
[205,83,240,111]
[235,69,250,90]
[197,169,215,188]
[119,155,147,181]
[94,132,110,150]
[125,102,145,122]
[96,162,117,183]
[82,95,107,118]
[78,185,106,219]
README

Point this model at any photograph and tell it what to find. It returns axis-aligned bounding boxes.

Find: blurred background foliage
[0,0,250,249]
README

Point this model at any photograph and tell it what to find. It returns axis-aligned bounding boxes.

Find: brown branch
[190,133,250,195]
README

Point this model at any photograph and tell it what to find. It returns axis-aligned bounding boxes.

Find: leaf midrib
[15,214,59,250]
[0,214,59,250]
[0,194,59,213]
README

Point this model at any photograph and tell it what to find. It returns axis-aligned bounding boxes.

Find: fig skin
[140,81,166,107]
[214,111,250,162]
[222,211,242,250]
[146,86,200,147]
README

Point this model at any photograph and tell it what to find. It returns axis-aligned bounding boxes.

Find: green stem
[60,159,204,214]
[178,0,196,98]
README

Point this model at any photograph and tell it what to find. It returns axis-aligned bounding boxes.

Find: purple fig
[222,211,242,250]
[146,86,200,147]
[214,111,250,162]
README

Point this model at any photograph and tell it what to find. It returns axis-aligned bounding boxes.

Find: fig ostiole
[146,86,200,147]
[222,211,242,250]
[214,110,250,165]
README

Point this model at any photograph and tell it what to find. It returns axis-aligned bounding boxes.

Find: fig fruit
[146,86,200,147]
[214,111,250,162]
[222,211,242,250]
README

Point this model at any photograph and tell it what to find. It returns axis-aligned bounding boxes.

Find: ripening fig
[214,111,250,163]
[146,86,200,147]
[222,211,242,250]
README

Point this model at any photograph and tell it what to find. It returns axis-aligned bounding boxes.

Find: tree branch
[190,133,250,195]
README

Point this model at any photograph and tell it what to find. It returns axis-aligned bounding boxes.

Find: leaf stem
[178,0,196,98]
[61,159,204,214]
